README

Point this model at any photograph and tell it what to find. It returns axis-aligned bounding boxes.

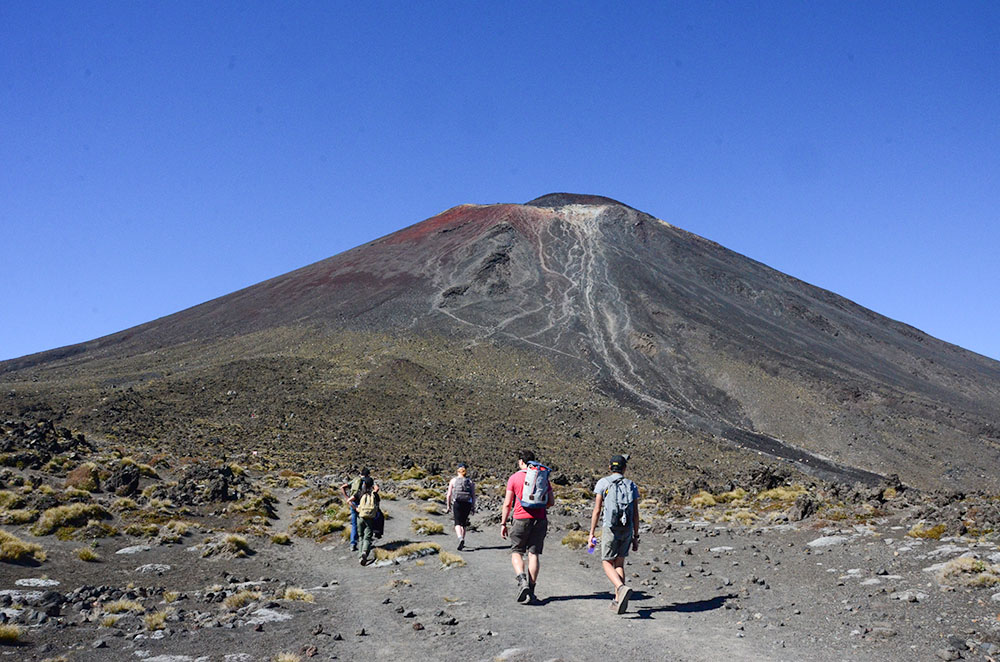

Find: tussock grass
[561,530,592,549]
[411,517,444,535]
[936,557,1000,587]
[392,466,428,480]
[0,490,24,510]
[756,485,807,501]
[163,591,181,603]
[0,624,22,642]
[0,529,46,563]
[125,523,160,538]
[439,550,466,567]
[271,532,291,545]
[691,490,716,507]
[223,590,261,610]
[112,497,138,511]
[2,509,38,524]
[144,610,169,630]
[411,487,444,502]
[282,587,315,602]
[224,534,251,556]
[908,522,947,539]
[99,615,120,628]
[104,599,143,614]
[274,654,301,662]
[373,541,441,562]
[75,547,101,562]
[715,488,748,503]
[31,503,109,535]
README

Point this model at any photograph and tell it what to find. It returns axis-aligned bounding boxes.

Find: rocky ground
[2,418,1000,662]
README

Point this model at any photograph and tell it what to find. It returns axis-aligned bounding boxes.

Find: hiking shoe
[615,585,633,614]
[457,539,465,551]
[516,574,531,603]
[351,544,358,552]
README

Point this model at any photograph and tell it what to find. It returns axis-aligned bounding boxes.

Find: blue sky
[2,2,998,362]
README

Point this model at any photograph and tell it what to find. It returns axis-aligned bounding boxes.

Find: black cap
[457,462,467,468]
[610,454,628,471]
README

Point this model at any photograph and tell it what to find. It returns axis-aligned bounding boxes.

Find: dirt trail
[265,494,860,662]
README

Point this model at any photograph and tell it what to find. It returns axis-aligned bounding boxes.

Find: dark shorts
[509,518,547,555]
[453,500,473,527]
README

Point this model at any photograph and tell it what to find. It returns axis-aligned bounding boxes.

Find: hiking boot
[457,538,465,551]
[351,544,358,552]
[516,573,531,603]
[615,584,633,614]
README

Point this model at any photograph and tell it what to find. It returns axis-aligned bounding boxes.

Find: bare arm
[500,489,514,538]
[588,492,604,542]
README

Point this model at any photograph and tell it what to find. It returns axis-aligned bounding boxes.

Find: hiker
[587,454,641,614]
[500,449,554,603]
[348,475,381,565]
[446,462,476,550]
[340,467,371,552]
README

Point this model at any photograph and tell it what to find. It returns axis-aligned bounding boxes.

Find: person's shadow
[533,590,651,606]
[632,594,734,619]
[463,544,508,552]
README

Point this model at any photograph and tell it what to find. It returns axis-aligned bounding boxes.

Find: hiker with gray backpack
[587,454,641,614]
[348,475,381,566]
[445,462,476,550]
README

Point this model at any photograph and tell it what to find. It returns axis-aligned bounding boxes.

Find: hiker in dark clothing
[348,476,380,565]
[446,462,476,550]
[340,467,370,552]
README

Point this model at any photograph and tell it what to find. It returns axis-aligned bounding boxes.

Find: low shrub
[561,530,592,549]
[65,462,100,491]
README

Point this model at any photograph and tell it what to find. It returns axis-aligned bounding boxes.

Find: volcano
[4,193,1000,490]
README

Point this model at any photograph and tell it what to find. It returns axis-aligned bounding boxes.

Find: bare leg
[602,558,625,590]
[511,553,525,576]
[526,552,540,585]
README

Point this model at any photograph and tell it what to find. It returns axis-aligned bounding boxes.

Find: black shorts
[509,518,547,555]
[453,500,473,527]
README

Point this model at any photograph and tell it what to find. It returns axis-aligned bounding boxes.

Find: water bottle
[587,537,597,554]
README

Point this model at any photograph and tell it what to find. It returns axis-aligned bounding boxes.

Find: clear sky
[2,2,998,362]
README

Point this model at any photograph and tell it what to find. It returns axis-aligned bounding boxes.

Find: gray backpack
[453,476,474,503]
[604,477,636,529]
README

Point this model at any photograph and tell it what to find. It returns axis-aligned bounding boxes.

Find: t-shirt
[594,473,640,529]
[507,469,551,520]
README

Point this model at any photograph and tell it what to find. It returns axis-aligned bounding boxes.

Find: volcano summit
[3,194,1000,490]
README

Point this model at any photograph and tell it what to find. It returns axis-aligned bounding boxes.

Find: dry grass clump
[715,488,748,503]
[291,514,346,539]
[104,599,143,614]
[908,522,948,539]
[411,517,445,535]
[439,550,466,567]
[112,497,138,512]
[144,610,169,630]
[124,523,160,538]
[411,487,444,502]
[392,466,428,480]
[0,490,24,510]
[99,615,120,628]
[163,591,181,603]
[373,541,441,562]
[31,503,110,535]
[756,485,807,501]
[2,509,38,525]
[274,654,301,662]
[936,557,1000,587]
[0,623,22,642]
[224,534,251,556]
[719,509,756,526]
[271,532,291,545]
[0,529,46,563]
[561,530,592,549]
[223,590,261,610]
[75,547,101,562]
[691,490,717,507]
[282,587,315,602]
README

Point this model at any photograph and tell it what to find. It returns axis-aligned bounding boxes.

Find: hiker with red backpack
[445,462,476,550]
[587,454,641,614]
[500,449,554,604]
